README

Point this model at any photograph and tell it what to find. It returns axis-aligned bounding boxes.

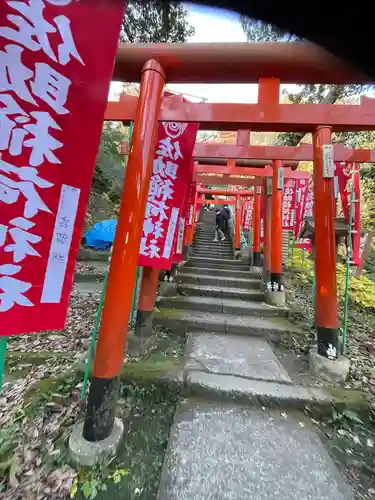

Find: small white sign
[256,185,262,195]
[176,217,185,254]
[277,168,284,191]
[163,207,179,259]
[266,177,272,195]
[291,209,295,225]
[334,176,339,198]
[41,185,80,304]
[323,144,334,178]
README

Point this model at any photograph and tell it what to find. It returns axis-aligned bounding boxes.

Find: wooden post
[135,267,160,337]
[270,159,284,290]
[82,60,165,442]
[263,174,272,282]
[235,194,241,250]
[253,185,262,266]
[313,126,340,359]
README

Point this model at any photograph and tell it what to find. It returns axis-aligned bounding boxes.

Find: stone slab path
[155,209,354,499]
[157,401,353,500]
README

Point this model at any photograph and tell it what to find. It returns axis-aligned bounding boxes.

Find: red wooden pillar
[253,186,262,266]
[263,174,272,281]
[135,267,160,337]
[83,60,165,442]
[235,194,241,250]
[270,159,284,290]
[313,126,340,359]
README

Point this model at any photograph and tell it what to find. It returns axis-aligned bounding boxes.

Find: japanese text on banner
[139,122,198,270]
[242,198,254,231]
[335,162,361,265]
[0,0,125,335]
[295,177,314,251]
[282,179,296,230]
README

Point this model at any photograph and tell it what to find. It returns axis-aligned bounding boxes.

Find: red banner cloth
[294,178,313,251]
[260,191,265,244]
[171,172,195,265]
[282,179,297,230]
[0,0,124,336]
[138,122,199,270]
[242,198,254,231]
[335,162,361,265]
[185,181,197,230]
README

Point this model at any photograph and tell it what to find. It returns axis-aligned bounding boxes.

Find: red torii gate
[193,142,375,164]
[84,42,375,447]
[195,165,312,267]
[197,188,255,254]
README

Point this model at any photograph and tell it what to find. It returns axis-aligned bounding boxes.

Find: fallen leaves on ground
[0,358,83,499]
[7,286,100,357]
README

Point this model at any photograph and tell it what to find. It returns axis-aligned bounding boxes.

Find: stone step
[182,266,261,279]
[194,244,232,249]
[194,240,232,245]
[193,248,233,255]
[178,272,260,289]
[184,333,292,383]
[194,236,231,242]
[155,308,301,342]
[158,296,288,317]
[178,283,264,300]
[192,252,234,259]
[188,257,246,269]
[157,401,352,500]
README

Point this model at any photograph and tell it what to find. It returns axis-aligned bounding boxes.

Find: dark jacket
[220,207,229,229]
[216,212,226,230]
[222,207,230,219]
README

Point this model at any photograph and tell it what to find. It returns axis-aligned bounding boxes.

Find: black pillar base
[317,326,340,359]
[83,376,120,442]
[268,272,283,291]
[134,309,153,338]
[253,251,261,267]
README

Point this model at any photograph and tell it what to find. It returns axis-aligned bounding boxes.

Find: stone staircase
[155,208,353,500]
[156,209,299,342]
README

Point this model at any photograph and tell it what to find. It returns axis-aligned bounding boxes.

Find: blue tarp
[85,219,117,250]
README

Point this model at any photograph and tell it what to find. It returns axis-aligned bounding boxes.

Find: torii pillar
[79,61,165,452]
[266,159,285,306]
[312,127,340,359]
[262,174,273,287]
[252,185,262,267]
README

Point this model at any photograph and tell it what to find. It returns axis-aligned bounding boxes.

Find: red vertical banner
[138,122,199,270]
[282,179,296,230]
[0,0,125,336]
[260,192,265,244]
[295,176,314,251]
[185,181,197,230]
[171,169,195,264]
[335,162,361,265]
[294,178,308,250]
[242,197,254,231]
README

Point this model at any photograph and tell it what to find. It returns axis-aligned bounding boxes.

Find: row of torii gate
[82,42,375,444]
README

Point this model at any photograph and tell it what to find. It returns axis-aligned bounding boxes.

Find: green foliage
[121,0,194,43]
[287,248,375,309]
[240,17,291,42]
[241,19,365,147]
[336,264,375,309]
[70,466,131,499]
[93,122,126,202]
[329,407,364,430]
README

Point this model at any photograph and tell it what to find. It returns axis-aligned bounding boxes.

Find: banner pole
[0,337,8,393]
